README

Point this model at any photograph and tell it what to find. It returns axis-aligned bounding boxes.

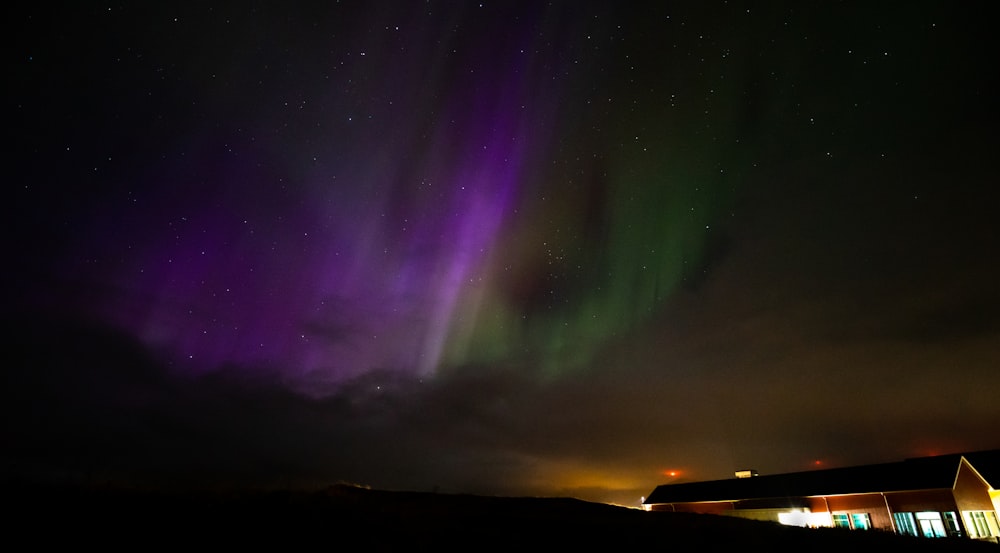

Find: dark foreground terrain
[8,483,998,550]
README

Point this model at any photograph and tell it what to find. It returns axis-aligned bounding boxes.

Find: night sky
[6,1,998,506]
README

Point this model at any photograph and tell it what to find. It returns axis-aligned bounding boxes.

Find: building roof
[644,449,1000,506]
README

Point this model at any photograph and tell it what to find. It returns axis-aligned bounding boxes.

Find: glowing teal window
[916,512,946,538]
[894,512,917,536]
[851,513,872,530]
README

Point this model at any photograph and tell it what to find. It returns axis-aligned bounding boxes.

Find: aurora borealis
[21,1,737,387]
[7,2,999,505]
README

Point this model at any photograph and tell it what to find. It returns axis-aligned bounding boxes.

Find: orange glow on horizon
[662,469,681,478]
[914,438,967,459]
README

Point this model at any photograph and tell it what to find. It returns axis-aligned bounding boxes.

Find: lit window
[942,512,962,537]
[894,512,917,536]
[916,512,947,538]
[964,511,1000,539]
[851,513,872,530]
[832,513,871,530]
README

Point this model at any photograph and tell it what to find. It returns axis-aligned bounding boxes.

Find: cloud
[5,211,999,507]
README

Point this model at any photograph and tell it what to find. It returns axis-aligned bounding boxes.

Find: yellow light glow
[778,510,833,528]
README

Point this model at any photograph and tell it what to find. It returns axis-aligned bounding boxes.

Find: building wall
[954,459,995,512]
[805,497,831,513]
[885,489,957,513]
[649,502,735,515]
[825,493,893,531]
[722,508,799,524]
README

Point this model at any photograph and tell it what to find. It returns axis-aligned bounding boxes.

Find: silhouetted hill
[7,483,997,550]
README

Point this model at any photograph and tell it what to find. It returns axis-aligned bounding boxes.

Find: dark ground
[7,483,998,550]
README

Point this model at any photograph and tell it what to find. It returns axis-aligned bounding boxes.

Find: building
[643,450,1000,542]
